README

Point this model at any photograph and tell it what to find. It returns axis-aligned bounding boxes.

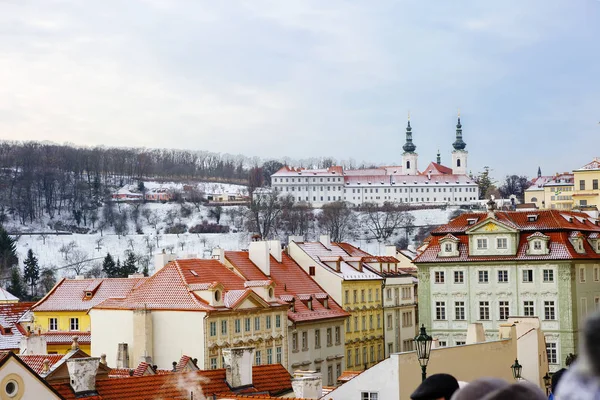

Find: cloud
[0,0,599,178]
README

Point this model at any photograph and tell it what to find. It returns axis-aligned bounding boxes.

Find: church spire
[403,112,416,153]
[437,149,441,164]
[452,110,466,151]
[537,166,542,178]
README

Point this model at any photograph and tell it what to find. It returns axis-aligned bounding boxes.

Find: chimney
[67,357,100,395]
[19,333,47,355]
[249,241,270,276]
[100,354,107,365]
[385,245,397,257]
[268,240,282,262]
[288,235,304,245]
[292,371,322,399]
[42,359,50,373]
[466,323,486,344]
[320,235,331,249]
[116,343,130,368]
[154,252,176,274]
[71,335,80,350]
[132,308,153,365]
[211,247,225,263]
[223,347,254,389]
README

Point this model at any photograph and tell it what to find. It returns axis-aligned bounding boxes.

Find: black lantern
[511,359,522,381]
[414,324,433,382]
[543,372,552,395]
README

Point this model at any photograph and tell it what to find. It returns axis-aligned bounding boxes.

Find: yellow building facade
[31,311,91,354]
[524,173,574,210]
[573,158,600,209]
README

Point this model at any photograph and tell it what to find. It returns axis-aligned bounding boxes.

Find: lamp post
[543,372,551,396]
[414,324,433,382]
[511,359,522,381]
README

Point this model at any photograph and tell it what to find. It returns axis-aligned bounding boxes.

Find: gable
[235,295,269,310]
[0,355,63,399]
[465,218,518,235]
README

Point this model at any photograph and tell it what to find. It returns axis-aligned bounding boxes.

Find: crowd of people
[410,311,600,400]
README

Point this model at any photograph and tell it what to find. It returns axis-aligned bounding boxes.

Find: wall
[152,311,205,370]
[89,309,134,368]
[0,357,62,399]
[32,311,90,333]
[383,276,418,356]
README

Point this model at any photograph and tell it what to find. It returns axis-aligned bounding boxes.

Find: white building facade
[271,117,479,207]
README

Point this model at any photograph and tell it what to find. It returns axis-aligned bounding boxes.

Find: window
[454,301,465,320]
[266,316,271,329]
[594,179,599,190]
[347,349,353,367]
[354,317,358,331]
[292,333,298,351]
[546,342,557,364]
[361,290,365,302]
[337,363,342,379]
[49,318,58,331]
[376,289,379,301]
[478,270,489,283]
[595,266,600,281]
[267,348,273,364]
[355,348,360,366]
[302,331,308,351]
[309,266,316,276]
[276,347,282,363]
[235,319,241,333]
[363,347,367,365]
[438,341,447,347]
[315,329,321,348]
[370,346,375,363]
[386,314,392,330]
[210,357,217,369]
[524,301,535,316]
[362,316,366,331]
[522,269,533,282]
[254,317,260,331]
[456,341,466,346]
[361,392,379,400]
[353,290,357,303]
[497,238,508,249]
[346,318,350,333]
[402,311,413,327]
[479,301,490,320]
[454,271,464,284]
[69,318,79,331]
[498,270,508,283]
[543,269,554,282]
[580,180,586,190]
[533,240,542,250]
[327,328,333,346]
[388,343,393,355]
[209,321,217,336]
[328,366,333,386]
[368,289,372,302]
[386,288,392,300]
[444,243,452,252]
[401,287,411,299]
[544,301,556,320]
[245,318,251,332]
[499,301,509,320]
[434,271,445,284]
[255,350,262,365]
[403,339,414,351]
[581,297,588,318]
[335,327,341,344]
[476,238,488,249]
[435,301,446,320]
[369,315,373,329]
[580,267,586,283]
[345,290,350,304]
[275,315,281,328]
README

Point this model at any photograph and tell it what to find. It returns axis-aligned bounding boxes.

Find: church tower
[451,112,468,175]
[402,114,418,175]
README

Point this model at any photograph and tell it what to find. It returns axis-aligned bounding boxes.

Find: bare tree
[66,249,90,276]
[317,202,357,242]
[127,237,135,251]
[38,233,49,245]
[59,241,77,260]
[165,244,175,254]
[95,237,104,252]
[246,191,281,239]
[188,187,205,212]
[360,202,414,241]
[178,240,185,251]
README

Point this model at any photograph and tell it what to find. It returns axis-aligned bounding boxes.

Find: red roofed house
[89,258,289,372]
[415,201,600,372]
[0,351,64,399]
[30,277,147,355]
[221,240,349,386]
[0,302,35,353]
[270,116,478,208]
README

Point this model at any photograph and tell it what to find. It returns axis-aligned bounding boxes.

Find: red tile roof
[53,363,293,400]
[416,210,600,263]
[225,252,348,323]
[33,277,146,312]
[18,353,63,374]
[420,162,454,175]
[0,302,34,350]
[42,331,91,345]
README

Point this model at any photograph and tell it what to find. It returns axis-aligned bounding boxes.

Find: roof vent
[527,215,538,222]
[190,270,199,277]
[466,218,478,225]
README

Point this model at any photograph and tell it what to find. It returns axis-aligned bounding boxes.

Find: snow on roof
[0,288,18,302]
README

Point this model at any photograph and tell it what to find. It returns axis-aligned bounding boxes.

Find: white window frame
[476,238,488,250]
[454,301,465,320]
[69,318,79,331]
[524,300,535,316]
[499,301,509,320]
[498,270,508,283]
[454,270,464,284]
[478,270,489,283]
[434,271,445,284]
[580,266,586,283]
[543,269,554,282]
[49,318,58,331]
[479,301,490,320]
[497,237,508,249]
[522,269,533,283]
[544,301,556,320]
[435,301,446,320]
[546,342,557,364]
[361,392,379,400]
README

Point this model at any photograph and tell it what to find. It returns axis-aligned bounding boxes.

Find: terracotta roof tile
[18,354,63,374]
[0,302,34,350]
[42,331,91,345]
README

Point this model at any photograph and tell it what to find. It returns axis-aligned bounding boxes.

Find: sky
[1,0,599,180]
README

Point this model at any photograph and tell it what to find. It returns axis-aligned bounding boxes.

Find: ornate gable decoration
[526,232,550,255]
[465,217,518,235]
[569,231,586,254]
[438,234,460,257]
[587,232,600,254]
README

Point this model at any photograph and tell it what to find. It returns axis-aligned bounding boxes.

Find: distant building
[573,158,600,210]
[0,302,35,352]
[524,171,574,210]
[271,116,479,207]
[415,204,600,371]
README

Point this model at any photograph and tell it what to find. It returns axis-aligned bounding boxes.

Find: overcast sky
[1,0,599,179]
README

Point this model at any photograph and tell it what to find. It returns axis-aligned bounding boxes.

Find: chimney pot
[100,354,107,365]
[67,357,100,394]
[71,335,79,350]
[223,347,254,388]
[42,359,50,373]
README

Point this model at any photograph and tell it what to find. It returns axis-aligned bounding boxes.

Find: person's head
[584,311,600,376]
[551,368,566,393]
[411,373,459,400]
[450,378,509,400]
[480,382,546,400]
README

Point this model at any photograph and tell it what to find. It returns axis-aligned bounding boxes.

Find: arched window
[531,197,538,202]
[457,159,461,167]
[406,161,411,169]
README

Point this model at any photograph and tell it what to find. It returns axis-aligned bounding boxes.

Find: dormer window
[467,218,478,225]
[527,214,538,222]
[307,298,313,311]
[323,298,329,309]
[533,241,542,250]
[444,243,452,252]
[85,291,93,298]
[268,287,274,298]
[527,232,550,255]
[214,290,221,302]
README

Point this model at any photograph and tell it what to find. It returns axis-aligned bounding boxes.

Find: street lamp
[511,359,522,381]
[543,372,552,396]
[414,324,433,382]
